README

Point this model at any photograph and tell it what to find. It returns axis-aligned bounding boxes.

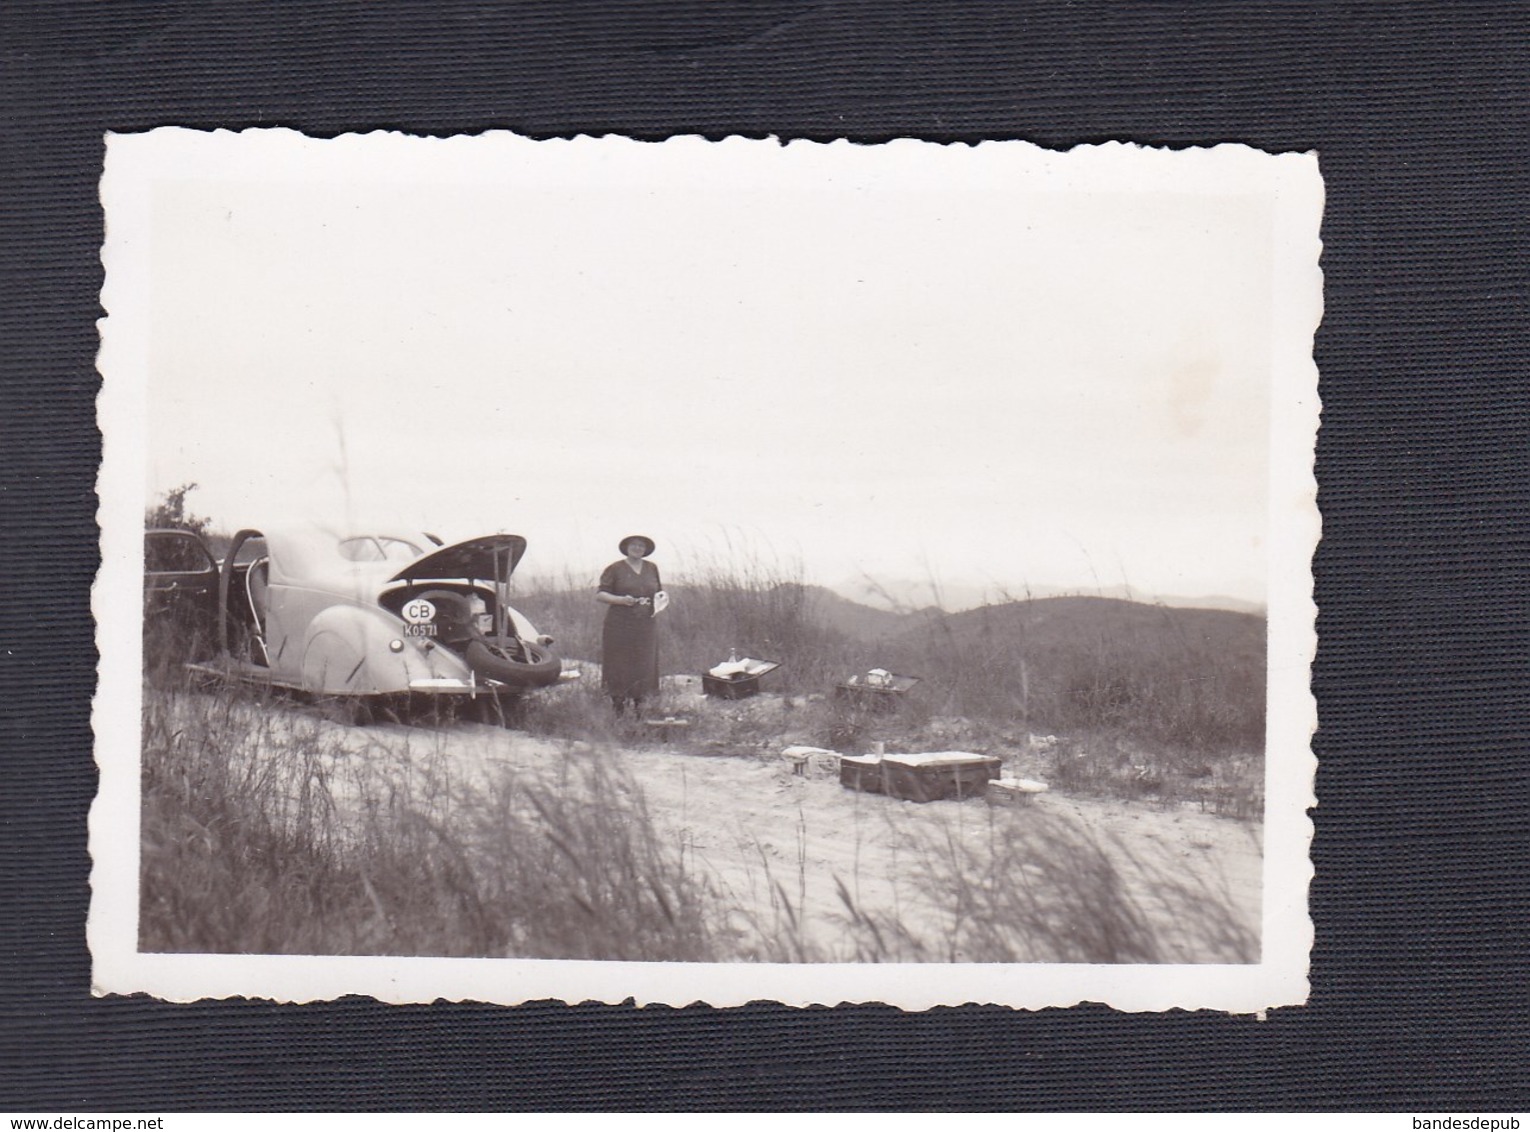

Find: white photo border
[92,130,1320,1010]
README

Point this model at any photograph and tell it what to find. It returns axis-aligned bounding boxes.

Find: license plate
[404,623,437,638]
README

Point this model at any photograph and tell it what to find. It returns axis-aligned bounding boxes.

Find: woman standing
[596,535,663,714]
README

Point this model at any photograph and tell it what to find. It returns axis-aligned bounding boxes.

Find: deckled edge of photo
[89,129,1320,1012]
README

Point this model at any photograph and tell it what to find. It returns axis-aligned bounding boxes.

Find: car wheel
[463,637,563,689]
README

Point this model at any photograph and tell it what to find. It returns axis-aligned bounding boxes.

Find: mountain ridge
[778,582,1265,646]
[829,575,1265,616]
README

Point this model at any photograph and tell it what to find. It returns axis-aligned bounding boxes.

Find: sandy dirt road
[326,711,1263,964]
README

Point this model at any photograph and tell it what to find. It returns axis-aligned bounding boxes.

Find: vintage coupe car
[143,526,566,708]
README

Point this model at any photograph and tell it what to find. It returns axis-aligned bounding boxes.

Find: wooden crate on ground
[838,753,885,793]
[702,659,781,700]
[839,751,1003,802]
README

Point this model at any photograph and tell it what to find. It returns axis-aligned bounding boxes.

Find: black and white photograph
[91,130,1319,1009]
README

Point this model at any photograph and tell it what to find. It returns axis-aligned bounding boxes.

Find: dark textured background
[3,0,1528,1111]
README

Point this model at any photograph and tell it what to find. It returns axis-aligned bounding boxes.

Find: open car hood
[387,534,528,585]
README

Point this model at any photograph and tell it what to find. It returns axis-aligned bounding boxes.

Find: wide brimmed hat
[619,535,656,557]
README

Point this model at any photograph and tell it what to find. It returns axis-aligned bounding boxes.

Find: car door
[144,529,220,663]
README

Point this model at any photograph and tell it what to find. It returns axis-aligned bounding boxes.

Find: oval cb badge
[402,598,436,625]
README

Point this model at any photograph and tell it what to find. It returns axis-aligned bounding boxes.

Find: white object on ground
[988,776,1050,795]
[782,745,837,758]
[783,745,839,774]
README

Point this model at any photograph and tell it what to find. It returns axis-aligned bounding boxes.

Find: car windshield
[338,536,424,563]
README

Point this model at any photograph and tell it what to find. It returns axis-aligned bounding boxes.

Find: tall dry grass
[695,795,1257,965]
[885,805,1258,963]
[140,681,718,959]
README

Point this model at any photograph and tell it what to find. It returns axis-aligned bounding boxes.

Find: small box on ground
[987,777,1050,804]
[833,671,920,711]
[702,658,781,700]
[643,717,692,744]
[782,745,838,776]
[880,752,1003,803]
[702,673,760,699]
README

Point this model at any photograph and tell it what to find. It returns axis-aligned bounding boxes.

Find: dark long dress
[598,559,661,700]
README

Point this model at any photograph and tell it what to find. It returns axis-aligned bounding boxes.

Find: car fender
[301,604,465,695]
[505,606,539,640]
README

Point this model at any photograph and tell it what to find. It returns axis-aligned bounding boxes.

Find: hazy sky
[131,134,1286,603]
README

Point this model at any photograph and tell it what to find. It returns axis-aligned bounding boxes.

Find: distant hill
[831,575,1265,616]
[906,594,1265,654]
[831,575,1009,613]
[770,582,942,641]
[788,584,1265,649]
[1147,593,1266,616]
[880,594,1267,751]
